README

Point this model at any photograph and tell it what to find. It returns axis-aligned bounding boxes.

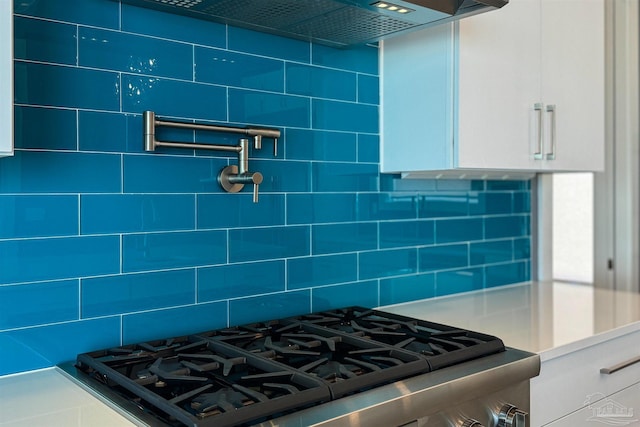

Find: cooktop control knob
[461,419,485,427]
[498,404,528,427]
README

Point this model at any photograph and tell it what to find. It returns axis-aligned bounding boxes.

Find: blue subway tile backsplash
[0,0,531,375]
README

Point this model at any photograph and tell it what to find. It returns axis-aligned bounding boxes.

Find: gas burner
[179,353,246,376]
[190,388,251,417]
[135,357,207,387]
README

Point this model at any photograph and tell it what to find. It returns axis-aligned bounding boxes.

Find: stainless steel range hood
[118,0,508,47]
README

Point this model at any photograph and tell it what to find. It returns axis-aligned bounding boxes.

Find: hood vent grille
[119,0,507,47]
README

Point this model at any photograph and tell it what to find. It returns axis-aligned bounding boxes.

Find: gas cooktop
[67,306,511,427]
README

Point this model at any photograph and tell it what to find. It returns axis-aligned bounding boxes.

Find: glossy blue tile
[358,74,379,104]
[470,240,513,265]
[229,226,310,262]
[286,64,356,101]
[122,4,226,47]
[196,48,284,92]
[312,163,378,192]
[79,28,192,80]
[436,268,484,297]
[123,155,227,193]
[81,195,195,234]
[198,194,285,229]
[419,244,468,272]
[514,237,531,260]
[123,231,227,272]
[123,302,227,343]
[0,195,78,239]
[288,254,357,290]
[312,99,378,133]
[2,317,121,371]
[486,180,530,191]
[312,281,378,312]
[357,193,416,221]
[486,261,529,288]
[14,106,77,150]
[312,44,378,74]
[379,274,435,306]
[229,89,310,128]
[82,270,195,318]
[198,261,285,302]
[360,248,417,280]
[312,223,377,255]
[437,180,480,191]
[0,151,121,193]
[379,220,434,249]
[287,193,357,224]
[0,0,537,375]
[485,216,529,239]
[229,290,311,326]
[79,111,143,153]
[0,235,119,285]
[435,218,483,243]
[380,176,436,192]
[0,334,52,375]
[513,192,531,213]
[14,62,120,111]
[228,26,310,63]
[285,129,357,162]
[122,75,227,121]
[469,192,513,215]
[358,134,380,163]
[14,0,119,29]
[419,193,470,218]
[14,16,77,65]
[252,160,311,193]
[0,280,78,330]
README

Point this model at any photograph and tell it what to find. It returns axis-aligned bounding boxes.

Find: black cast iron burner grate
[283,306,506,370]
[195,320,429,399]
[76,336,330,427]
[74,307,505,426]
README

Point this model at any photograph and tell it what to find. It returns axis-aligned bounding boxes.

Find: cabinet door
[542,382,640,427]
[456,0,542,171]
[0,0,13,157]
[380,23,456,173]
[540,0,605,171]
[530,330,640,426]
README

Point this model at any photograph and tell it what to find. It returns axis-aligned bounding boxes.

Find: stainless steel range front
[61,307,540,427]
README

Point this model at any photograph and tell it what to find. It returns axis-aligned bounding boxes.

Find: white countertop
[2,281,639,426]
[381,281,640,362]
[0,367,134,427]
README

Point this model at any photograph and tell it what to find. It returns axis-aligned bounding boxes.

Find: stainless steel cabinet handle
[545,104,556,160]
[600,355,640,375]
[533,103,544,160]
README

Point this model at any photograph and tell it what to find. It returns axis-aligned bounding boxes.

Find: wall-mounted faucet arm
[143,111,277,203]
[144,111,279,155]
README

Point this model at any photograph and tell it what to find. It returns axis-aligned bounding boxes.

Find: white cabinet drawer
[543,381,640,427]
[531,330,640,426]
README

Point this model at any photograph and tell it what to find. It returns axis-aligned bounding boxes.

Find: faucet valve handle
[253,134,262,150]
[251,172,263,203]
[218,166,264,203]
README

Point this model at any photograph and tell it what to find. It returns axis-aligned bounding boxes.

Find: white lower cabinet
[531,330,640,427]
[544,382,640,427]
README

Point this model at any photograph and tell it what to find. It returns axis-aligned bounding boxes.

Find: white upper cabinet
[381,0,605,176]
[1,0,13,157]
